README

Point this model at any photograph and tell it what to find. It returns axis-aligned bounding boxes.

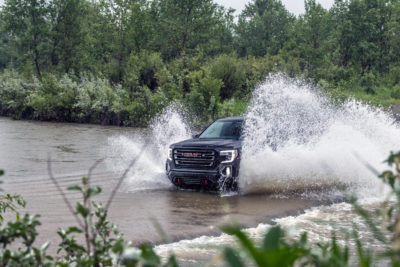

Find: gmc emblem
[183,152,201,158]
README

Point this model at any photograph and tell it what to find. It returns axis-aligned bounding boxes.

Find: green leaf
[87,186,102,198]
[76,202,89,218]
[351,200,386,243]
[140,244,161,265]
[263,226,282,251]
[66,226,83,235]
[224,247,246,267]
[223,226,263,266]
[67,185,82,192]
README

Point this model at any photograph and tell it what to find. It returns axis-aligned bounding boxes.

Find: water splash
[106,74,399,197]
[240,74,399,198]
[105,104,192,191]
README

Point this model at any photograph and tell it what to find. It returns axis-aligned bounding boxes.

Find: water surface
[0,117,324,255]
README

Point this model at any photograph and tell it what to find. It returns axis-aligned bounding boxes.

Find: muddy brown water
[0,116,326,254]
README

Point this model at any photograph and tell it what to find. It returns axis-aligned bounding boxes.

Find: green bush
[391,84,400,99]
[209,54,246,100]
[74,76,126,125]
[186,68,222,124]
[0,70,38,119]
[217,98,248,118]
[361,72,377,95]
[124,51,164,92]
[27,74,77,121]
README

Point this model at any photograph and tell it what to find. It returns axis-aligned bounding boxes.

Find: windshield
[199,120,243,139]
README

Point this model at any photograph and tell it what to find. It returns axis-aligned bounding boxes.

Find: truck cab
[166,116,243,191]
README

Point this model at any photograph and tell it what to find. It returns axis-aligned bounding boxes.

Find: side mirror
[192,134,200,138]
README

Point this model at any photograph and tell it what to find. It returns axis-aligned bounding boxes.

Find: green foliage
[235,0,294,57]
[391,85,400,100]
[49,0,88,74]
[150,0,231,59]
[0,70,28,119]
[27,73,76,120]
[223,225,311,266]
[217,98,247,118]
[0,170,51,266]
[74,76,127,125]
[209,54,246,100]
[1,0,400,124]
[186,68,222,123]
[0,214,54,266]
[124,51,164,92]
[0,170,26,222]
[1,0,51,78]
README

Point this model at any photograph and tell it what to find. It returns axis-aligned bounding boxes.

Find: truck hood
[172,138,241,149]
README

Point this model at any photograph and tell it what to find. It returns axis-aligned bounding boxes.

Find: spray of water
[105,104,192,191]
[106,74,399,197]
[240,74,399,198]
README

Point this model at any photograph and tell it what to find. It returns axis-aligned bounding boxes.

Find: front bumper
[166,162,236,189]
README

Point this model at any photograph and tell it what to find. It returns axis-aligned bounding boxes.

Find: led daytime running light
[220,150,238,163]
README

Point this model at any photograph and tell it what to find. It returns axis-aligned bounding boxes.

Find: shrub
[391,84,400,99]
[361,72,377,95]
[186,68,222,124]
[209,54,246,100]
[27,74,77,121]
[0,70,39,119]
[217,98,247,118]
[124,51,164,92]
[74,76,126,125]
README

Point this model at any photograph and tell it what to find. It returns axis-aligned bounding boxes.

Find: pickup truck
[166,116,243,191]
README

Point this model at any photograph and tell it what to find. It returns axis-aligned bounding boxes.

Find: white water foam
[240,74,399,198]
[105,104,192,191]
[155,201,388,265]
[105,74,399,198]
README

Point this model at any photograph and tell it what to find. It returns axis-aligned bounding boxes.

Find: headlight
[168,148,172,160]
[220,150,238,163]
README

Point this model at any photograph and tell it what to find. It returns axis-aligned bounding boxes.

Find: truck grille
[174,148,216,168]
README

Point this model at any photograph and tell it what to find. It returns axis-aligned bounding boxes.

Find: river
[0,116,326,260]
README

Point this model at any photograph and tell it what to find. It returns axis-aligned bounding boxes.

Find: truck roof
[217,116,244,122]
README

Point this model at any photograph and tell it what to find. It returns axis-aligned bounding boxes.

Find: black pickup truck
[166,116,243,191]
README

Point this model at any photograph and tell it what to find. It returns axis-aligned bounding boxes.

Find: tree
[282,0,332,78]
[49,0,88,74]
[1,0,51,78]
[150,0,229,60]
[93,0,153,83]
[332,0,392,74]
[235,0,294,57]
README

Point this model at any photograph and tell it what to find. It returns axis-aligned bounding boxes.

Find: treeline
[0,0,400,126]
